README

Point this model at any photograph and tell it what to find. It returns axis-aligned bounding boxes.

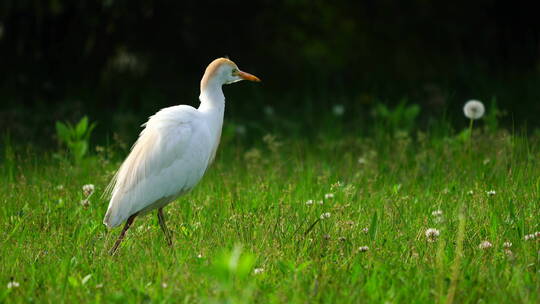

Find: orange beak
[238,70,261,82]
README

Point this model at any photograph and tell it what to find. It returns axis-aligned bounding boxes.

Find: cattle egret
[103,58,260,254]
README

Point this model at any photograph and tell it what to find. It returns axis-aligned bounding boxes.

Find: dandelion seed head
[320,212,331,219]
[479,240,493,249]
[82,184,95,196]
[425,228,440,242]
[463,100,485,120]
[358,246,369,252]
[431,210,443,217]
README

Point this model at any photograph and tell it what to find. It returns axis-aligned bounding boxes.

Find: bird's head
[201,58,260,91]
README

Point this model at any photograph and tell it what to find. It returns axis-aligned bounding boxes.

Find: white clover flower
[332,104,345,116]
[479,240,493,249]
[7,281,19,289]
[524,233,536,241]
[358,246,369,252]
[361,227,369,233]
[324,193,334,199]
[253,268,264,274]
[503,242,512,248]
[82,184,95,197]
[80,199,90,207]
[320,212,331,220]
[305,200,314,205]
[425,228,440,242]
[463,100,485,120]
[431,210,443,217]
[486,190,496,196]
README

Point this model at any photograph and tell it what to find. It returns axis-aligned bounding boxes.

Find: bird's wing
[103,105,210,228]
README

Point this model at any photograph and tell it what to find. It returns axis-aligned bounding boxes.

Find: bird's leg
[157,208,173,246]
[109,213,137,255]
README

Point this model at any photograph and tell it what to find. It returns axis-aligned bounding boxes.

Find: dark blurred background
[1,0,539,146]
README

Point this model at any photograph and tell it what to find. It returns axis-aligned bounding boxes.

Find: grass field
[1,123,539,303]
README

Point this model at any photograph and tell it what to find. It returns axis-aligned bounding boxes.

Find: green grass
[1,127,539,303]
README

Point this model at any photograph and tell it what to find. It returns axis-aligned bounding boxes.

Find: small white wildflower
[161,282,168,288]
[425,228,440,242]
[361,227,369,233]
[358,246,369,252]
[479,240,493,249]
[431,210,443,217]
[95,283,104,289]
[253,268,264,274]
[56,184,64,190]
[524,233,536,241]
[305,200,313,205]
[332,104,345,116]
[358,157,367,165]
[7,281,19,289]
[483,158,491,165]
[503,242,512,248]
[320,212,331,220]
[197,253,203,259]
[80,199,90,207]
[82,184,95,197]
[463,100,485,120]
[467,190,474,195]
[317,200,324,205]
[486,190,496,196]
[324,193,334,199]
[338,236,347,242]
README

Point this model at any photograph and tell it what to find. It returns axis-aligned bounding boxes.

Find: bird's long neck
[198,83,225,140]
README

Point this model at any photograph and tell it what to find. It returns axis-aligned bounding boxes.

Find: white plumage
[103,58,260,253]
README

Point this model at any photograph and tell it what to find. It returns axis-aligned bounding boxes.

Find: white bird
[103,58,260,254]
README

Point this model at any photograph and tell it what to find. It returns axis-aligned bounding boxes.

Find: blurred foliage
[0,1,539,146]
[55,116,96,162]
